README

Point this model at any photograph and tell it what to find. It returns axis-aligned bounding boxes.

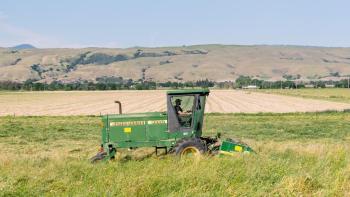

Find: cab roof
[166,88,210,95]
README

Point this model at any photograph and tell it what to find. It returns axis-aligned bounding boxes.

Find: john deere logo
[124,127,132,133]
[234,145,243,152]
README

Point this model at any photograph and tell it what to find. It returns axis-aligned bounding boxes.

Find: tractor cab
[166,89,209,136]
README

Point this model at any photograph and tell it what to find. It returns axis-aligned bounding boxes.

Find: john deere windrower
[91,89,253,162]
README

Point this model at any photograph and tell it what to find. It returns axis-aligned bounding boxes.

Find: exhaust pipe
[115,101,122,114]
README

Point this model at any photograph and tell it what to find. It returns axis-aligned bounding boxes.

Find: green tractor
[91,89,253,162]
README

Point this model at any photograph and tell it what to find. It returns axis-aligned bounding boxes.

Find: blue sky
[0,0,350,48]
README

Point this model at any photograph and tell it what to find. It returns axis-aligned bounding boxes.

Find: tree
[235,76,252,88]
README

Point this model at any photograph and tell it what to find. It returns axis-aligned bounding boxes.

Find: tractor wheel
[174,138,206,158]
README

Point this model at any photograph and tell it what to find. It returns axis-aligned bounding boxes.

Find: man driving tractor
[174,98,192,127]
[174,99,183,115]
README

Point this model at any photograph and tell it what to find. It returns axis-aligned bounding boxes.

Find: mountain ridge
[11,44,36,50]
[1,44,350,83]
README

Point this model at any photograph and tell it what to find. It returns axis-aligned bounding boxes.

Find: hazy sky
[0,0,350,48]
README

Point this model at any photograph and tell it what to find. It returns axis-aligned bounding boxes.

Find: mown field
[1,90,350,116]
[1,112,350,196]
[257,88,350,103]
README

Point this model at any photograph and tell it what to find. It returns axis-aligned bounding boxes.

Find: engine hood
[102,112,167,121]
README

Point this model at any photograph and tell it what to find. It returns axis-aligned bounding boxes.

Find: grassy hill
[1,44,350,83]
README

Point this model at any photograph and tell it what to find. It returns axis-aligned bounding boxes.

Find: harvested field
[1,90,350,116]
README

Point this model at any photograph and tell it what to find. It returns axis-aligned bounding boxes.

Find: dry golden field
[1,90,350,116]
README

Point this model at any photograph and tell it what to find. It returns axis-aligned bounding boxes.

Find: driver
[174,99,183,115]
[174,98,192,127]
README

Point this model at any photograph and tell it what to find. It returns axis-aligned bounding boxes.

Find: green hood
[102,112,167,121]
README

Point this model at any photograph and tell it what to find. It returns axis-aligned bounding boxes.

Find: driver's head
[175,99,182,105]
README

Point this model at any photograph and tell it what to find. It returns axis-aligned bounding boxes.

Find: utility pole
[348,77,350,89]
[280,81,283,89]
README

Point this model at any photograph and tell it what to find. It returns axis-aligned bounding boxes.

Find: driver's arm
[178,106,192,116]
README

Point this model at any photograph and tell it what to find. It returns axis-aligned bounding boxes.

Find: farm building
[242,85,259,89]
[325,84,335,88]
[304,84,315,88]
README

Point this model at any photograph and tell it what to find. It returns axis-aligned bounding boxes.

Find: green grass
[1,112,350,196]
[255,88,350,103]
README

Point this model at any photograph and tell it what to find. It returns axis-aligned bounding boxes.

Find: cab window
[170,95,194,128]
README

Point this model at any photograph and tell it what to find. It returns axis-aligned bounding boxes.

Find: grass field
[1,112,350,196]
[257,88,350,103]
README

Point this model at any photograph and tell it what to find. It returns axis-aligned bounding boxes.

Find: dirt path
[1,90,350,116]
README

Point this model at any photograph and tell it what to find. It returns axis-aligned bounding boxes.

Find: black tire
[174,138,206,157]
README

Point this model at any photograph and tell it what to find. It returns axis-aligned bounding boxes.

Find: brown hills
[1,44,350,83]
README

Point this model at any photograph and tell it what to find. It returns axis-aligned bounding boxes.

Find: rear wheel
[175,138,206,158]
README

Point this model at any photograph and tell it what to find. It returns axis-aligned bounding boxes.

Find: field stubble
[1,90,350,116]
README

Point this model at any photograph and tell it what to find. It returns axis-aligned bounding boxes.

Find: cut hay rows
[0,90,350,116]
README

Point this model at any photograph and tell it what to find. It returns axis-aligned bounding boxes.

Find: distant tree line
[216,76,350,89]
[158,79,214,89]
[0,79,215,91]
[1,76,349,91]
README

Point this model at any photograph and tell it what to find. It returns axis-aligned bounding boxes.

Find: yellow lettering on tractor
[110,121,145,127]
[147,120,167,125]
[109,120,167,127]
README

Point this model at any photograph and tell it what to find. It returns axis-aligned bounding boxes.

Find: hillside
[1,44,350,83]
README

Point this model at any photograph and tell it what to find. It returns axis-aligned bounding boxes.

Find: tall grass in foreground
[1,112,350,196]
